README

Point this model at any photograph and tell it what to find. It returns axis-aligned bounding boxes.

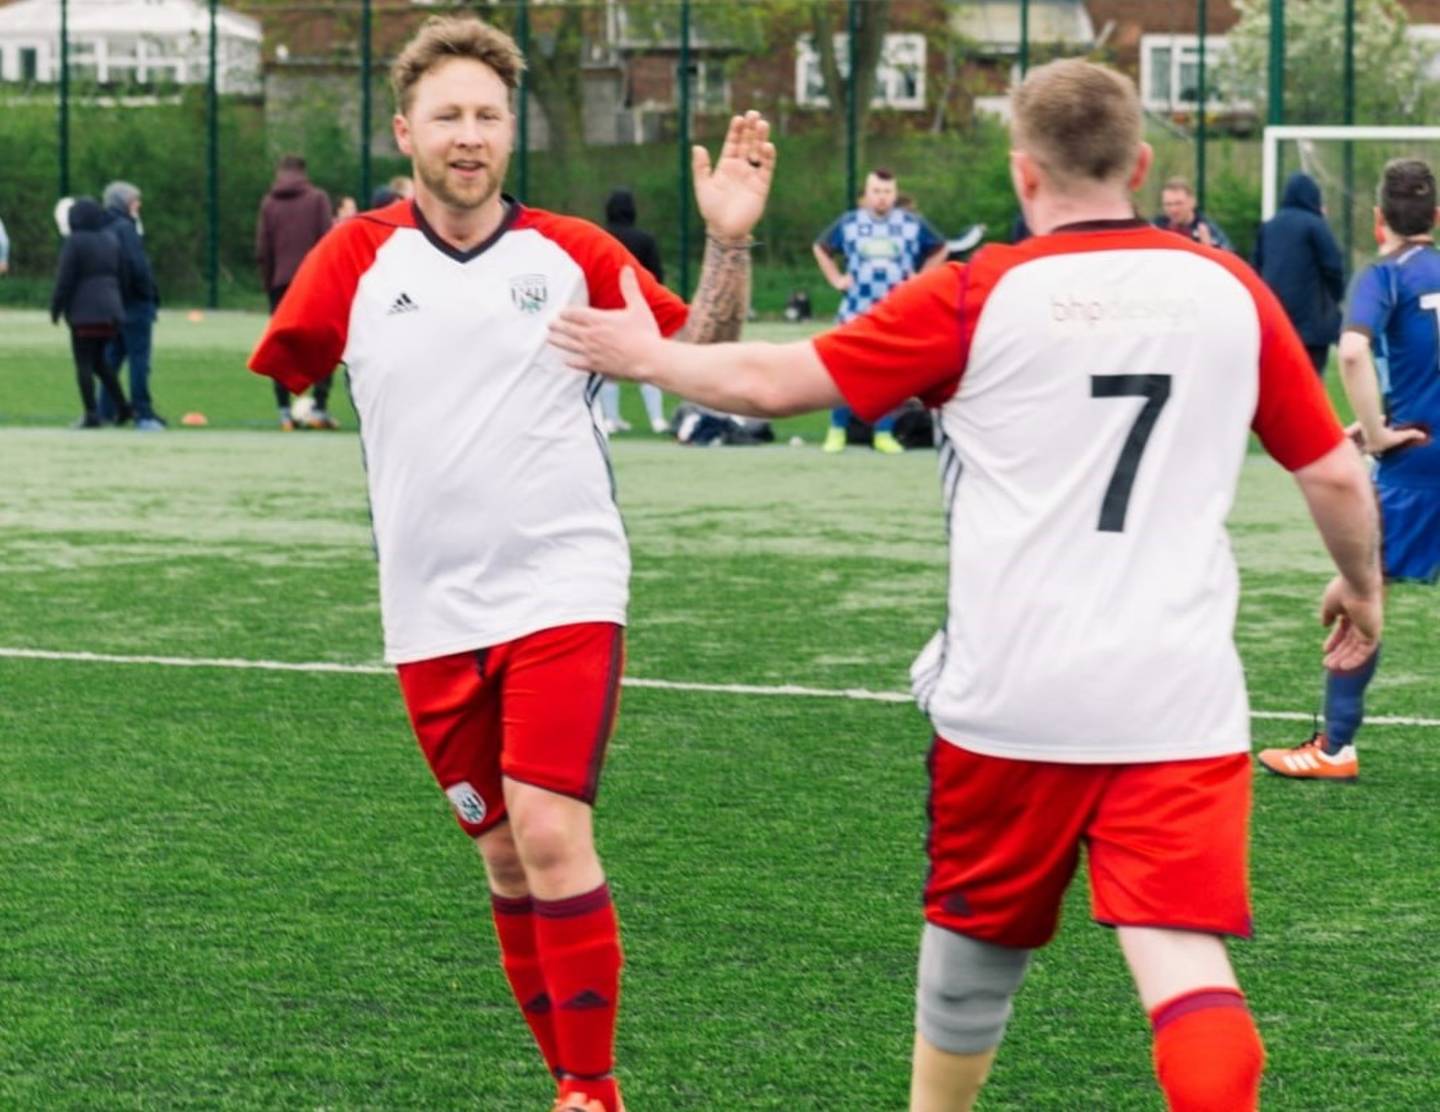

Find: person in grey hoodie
[50,197,132,428]
[256,154,335,428]
[1253,172,1346,374]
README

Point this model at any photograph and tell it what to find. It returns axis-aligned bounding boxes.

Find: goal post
[1262,125,1440,219]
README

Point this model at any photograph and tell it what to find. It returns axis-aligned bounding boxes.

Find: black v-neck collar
[412,196,521,263]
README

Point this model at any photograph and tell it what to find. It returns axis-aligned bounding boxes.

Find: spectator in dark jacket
[1253,172,1346,374]
[601,189,669,433]
[256,154,335,428]
[50,197,132,428]
[1154,177,1232,250]
[99,180,165,429]
[604,190,664,282]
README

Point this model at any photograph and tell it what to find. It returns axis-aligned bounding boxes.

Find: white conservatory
[0,0,262,94]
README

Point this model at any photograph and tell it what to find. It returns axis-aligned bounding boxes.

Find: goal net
[1262,125,1440,272]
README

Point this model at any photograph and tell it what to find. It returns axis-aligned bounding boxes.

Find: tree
[807,0,894,153]
[1220,0,1436,124]
[473,1,590,192]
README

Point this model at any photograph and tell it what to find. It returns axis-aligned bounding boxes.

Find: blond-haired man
[250,16,774,1112]
[551,59,1382,1110]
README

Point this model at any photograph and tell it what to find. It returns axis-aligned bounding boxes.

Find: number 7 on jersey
[1090,374,1172,533]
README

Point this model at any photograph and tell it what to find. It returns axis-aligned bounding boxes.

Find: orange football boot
[1257,733,1358,782]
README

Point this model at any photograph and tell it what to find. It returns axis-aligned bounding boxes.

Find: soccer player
[248,17,773,1112]
[1258,158,1437,783]
[812,167,946,454]
[550,60,1383,1111]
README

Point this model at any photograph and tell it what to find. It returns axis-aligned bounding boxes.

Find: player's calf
[911,924,1030,1111]
[1150,987,1264,1112]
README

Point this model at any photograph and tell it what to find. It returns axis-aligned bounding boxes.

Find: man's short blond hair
[1162,177,1195,196]
[1011,59,1141,190]
[391,16,526,114]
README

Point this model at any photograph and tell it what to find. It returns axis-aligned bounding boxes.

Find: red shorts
[924,738,1252,949]
[396,622,625,837]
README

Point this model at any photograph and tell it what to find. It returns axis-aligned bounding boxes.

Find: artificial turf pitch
[1,309,1436,1109]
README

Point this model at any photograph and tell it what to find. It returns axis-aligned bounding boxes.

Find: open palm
[692,110,776,243]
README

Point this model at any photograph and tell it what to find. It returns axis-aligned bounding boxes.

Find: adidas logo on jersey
[387,292,419,315]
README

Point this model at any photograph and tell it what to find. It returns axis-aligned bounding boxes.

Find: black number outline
[1090,374,1172,533]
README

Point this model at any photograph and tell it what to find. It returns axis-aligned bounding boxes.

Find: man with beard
[248,16,772,1112]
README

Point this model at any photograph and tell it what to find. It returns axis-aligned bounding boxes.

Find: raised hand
[692,110,776,245]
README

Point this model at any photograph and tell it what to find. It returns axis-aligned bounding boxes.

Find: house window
[1140,34,1232,110]
[693,59,729,112]
[795,32,927,111]
[20,47,39,81]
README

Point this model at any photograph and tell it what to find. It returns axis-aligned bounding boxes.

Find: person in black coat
[601,189,669,432]
[50,197,132,428]
[100,180,164,427]
[1253,172,1346,374]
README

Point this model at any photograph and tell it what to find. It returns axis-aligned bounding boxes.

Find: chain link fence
[2,1,1435,311]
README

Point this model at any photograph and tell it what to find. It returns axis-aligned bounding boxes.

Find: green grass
[0,308,836,441]
[1,312,1437,1110]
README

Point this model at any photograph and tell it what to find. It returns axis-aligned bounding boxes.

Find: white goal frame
[1262,125,1440,219]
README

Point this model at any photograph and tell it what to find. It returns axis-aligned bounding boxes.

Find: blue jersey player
[812,168,946,453]
[1260,158,1438,782]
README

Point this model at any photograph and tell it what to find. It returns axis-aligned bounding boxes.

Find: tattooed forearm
[676,236,752,345]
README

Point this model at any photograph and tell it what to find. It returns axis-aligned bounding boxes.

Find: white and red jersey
[814,220,1344,763]
[249,199,688,664]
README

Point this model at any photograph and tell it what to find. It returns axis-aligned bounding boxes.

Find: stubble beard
[417,150,510,213]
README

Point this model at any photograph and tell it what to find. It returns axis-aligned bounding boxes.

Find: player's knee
[478,825,527,891]
[915,923,1031,1056]
[508,801,592,876]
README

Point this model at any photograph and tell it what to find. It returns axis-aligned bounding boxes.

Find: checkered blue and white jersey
[817,207,945,322]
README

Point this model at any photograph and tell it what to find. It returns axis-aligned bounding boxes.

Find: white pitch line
[0,646,1436,728]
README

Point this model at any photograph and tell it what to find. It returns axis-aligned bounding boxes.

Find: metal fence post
[516,0,529,203]
[1019,0,1029,77]
[846,0,858,212]
[1342,0,1356,267]
[1196,0,1207,216]
[361,0,372,209]
[59,0,69,199]
[1267,0,1284,126]
[207,0,219,308]
[678,0,691,294]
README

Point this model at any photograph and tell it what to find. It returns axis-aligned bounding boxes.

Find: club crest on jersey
[510,274,548,314]
[445,781,487,826]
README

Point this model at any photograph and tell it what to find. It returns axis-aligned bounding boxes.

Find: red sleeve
[248,216,394,393]
[522,210,689,337]
[1241,266,1346,470]
[811,264,968,422]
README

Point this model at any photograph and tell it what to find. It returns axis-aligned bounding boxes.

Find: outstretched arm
[552,266,842,418]
[673,111,776,346]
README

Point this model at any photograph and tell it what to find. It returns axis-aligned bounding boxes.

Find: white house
[0,0,261,94]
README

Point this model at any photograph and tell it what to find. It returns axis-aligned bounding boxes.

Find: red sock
[1150,987,1265,1112]
[490,893,561,1078]
[534,883,623,1112]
